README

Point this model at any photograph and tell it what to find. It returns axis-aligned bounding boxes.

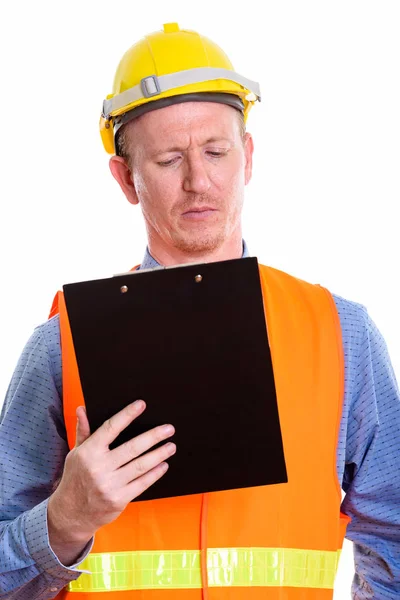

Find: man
[0,22,399,600]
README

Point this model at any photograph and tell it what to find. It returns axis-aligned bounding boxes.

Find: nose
[182,152,211,194]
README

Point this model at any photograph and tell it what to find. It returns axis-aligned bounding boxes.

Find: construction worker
[0,22,399,600]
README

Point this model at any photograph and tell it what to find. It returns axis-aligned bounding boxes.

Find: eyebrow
[150,137,233,157]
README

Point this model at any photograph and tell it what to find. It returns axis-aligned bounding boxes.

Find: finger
[110,423,175,468]
[90,400,146,448]
[117,442,176,485]
[124,462,170,502]
[75,406,91,447]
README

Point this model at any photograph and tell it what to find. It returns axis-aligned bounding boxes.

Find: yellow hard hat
[100,22,261,154]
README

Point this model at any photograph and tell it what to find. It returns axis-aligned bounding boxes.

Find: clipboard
[63,257,287,501]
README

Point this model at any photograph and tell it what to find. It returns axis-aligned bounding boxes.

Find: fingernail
[163,425,175,435]
[133,400,145,409]
[165,442,177,454]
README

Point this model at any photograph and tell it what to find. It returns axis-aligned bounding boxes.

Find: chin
[172,233,224,256]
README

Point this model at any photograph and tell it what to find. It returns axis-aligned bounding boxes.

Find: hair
[116,106,246,164]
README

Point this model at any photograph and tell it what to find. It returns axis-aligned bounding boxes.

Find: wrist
[48,492,93,546]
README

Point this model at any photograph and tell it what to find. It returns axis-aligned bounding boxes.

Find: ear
[243,132,254,186]
[109,156,139,205]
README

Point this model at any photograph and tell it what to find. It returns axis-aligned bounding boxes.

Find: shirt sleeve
[0,318,93,599]
[340,305,400,599]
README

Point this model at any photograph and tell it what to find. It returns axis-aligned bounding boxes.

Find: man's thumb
[75,406,91,447]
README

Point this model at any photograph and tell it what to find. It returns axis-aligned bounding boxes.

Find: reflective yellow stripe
[68,548,341,592]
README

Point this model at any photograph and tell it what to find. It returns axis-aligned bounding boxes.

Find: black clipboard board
[63,257,287,501]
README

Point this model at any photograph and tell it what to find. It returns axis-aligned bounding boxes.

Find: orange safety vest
[49,263,350,599]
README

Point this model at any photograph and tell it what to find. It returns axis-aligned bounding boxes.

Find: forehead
[127,101,240,152]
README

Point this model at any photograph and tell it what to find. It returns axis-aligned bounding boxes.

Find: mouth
[181,207,218,220]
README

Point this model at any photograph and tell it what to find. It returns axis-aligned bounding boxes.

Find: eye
[206,150,227,158]
[157,157,177,167]
[157,156,181,167]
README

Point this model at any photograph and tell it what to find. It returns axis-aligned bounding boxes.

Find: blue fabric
[1,245,399,599]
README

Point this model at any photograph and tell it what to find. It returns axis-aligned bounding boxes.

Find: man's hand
[47,400,175,565]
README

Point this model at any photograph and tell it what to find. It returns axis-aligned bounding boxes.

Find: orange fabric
[56,291,85,449]
[53,263,347,599]
[48,292,60,320]
[195,590,334,600]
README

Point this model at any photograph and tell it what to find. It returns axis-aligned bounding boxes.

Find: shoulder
[332,293,369,343]
[34,313,60,346]
[30,314,62,395]
[259,263,371,345]
[259,263,368,325]
[330,293,389,364]
[11,314,61,374]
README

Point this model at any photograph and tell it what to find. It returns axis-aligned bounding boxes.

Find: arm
[0,315,176,599]
[0,318,93,599]
[340,304,400,599]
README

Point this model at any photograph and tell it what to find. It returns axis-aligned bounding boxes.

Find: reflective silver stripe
[103,68,261,117]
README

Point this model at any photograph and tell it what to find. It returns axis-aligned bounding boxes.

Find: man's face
[116,101,253,257]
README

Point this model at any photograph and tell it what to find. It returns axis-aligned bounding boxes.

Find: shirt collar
[139,240,250,270]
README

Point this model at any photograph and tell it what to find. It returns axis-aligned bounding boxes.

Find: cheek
[135,169,169,206]
[135,169,178,226]
[216,149,245,183]
[215,158,245,196]
[132,170,148,199]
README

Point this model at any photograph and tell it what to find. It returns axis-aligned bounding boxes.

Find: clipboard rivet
[194,274,202,283]
[120,285,128,293]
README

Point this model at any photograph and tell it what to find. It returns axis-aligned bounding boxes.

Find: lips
[181,207,218,221]
[182,206,216,214]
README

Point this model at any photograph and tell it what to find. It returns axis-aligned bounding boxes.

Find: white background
[1,2,399,597]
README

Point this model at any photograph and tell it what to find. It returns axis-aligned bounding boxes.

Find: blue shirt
[1,246,400,599]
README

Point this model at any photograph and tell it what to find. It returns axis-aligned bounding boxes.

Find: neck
[147,232,244,267]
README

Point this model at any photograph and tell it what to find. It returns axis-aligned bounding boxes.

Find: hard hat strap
[102,67,261,119]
